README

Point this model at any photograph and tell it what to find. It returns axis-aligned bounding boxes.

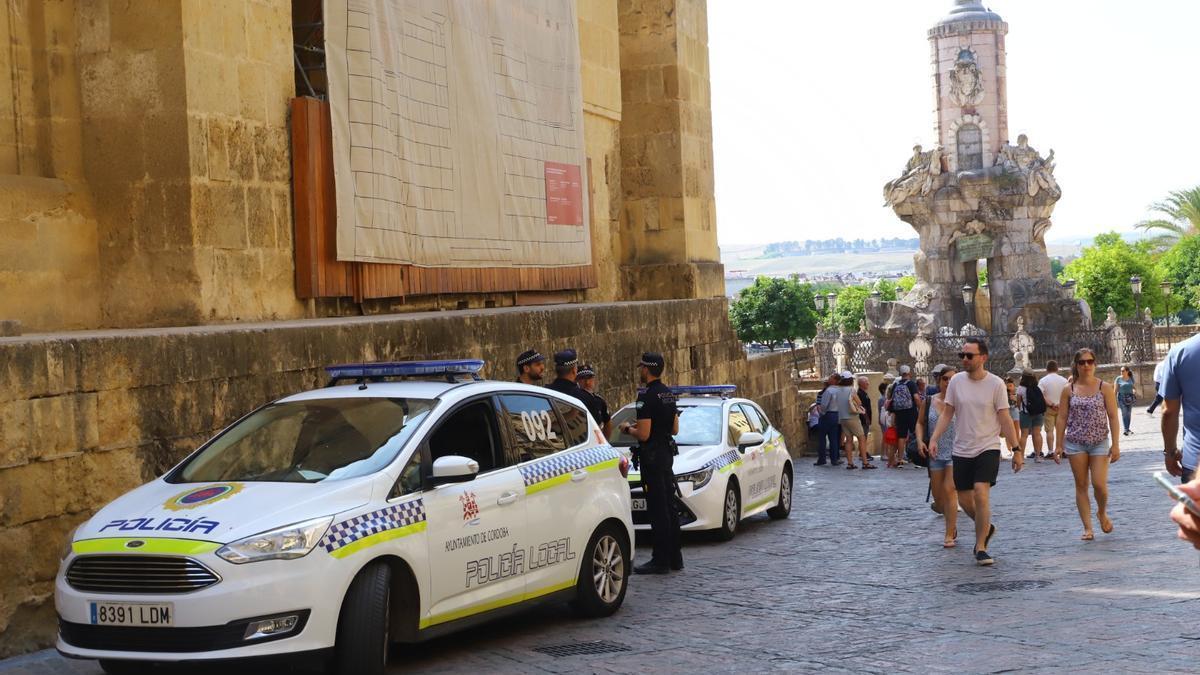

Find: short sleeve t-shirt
[1039,373,1069,410]
[944,371,1009,458]
[837,385,858,421]
[1160,334,1200,470]
[820,386,844,416]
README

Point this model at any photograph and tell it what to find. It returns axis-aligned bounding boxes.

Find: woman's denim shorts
[1064,439,1110,457]
[929,457,953,470]
[1019,412,1045,429]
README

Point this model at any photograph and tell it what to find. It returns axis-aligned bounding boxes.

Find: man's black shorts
[953,449,1000,491]
[893,408,918,438]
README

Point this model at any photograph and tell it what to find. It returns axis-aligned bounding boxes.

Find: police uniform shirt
[547,378,589,407]
[636,380,678,448]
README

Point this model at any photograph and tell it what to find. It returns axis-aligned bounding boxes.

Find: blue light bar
[325,359,485,382]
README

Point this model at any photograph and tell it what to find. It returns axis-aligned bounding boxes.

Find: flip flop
[943,539,956,548]
[1100,515,1113,534]
[1081,532,1094,541]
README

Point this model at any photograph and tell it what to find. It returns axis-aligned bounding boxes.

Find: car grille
[59,611,310,653]
[66,555,220,594]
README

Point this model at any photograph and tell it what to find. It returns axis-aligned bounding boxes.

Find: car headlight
[61,525,80,561]
[216,516,332,564]
[675,468,713,489]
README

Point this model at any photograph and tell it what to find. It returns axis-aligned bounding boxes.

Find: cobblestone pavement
[6,410,1199,674]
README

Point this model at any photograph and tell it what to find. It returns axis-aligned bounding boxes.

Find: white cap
[840,370,854,379]
[899,365,912,375]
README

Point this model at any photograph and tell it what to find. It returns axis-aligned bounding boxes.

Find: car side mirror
[737,432,765,452]
[427,455,479,486]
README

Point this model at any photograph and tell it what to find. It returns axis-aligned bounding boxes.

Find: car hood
[74,478,373,544]
[626,443,732,479]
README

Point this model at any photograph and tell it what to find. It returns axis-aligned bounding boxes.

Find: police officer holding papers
[620,352,682,574]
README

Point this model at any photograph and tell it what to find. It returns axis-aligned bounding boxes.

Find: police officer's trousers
[641,456,681,565]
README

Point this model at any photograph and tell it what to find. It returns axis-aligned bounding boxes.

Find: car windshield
[172,398,435,484]
[607,404,722,447]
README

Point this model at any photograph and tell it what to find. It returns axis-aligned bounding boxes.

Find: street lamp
[962,284,974,327]
[826,292,838,311]
[1130,275,1143,319]
[1064,278,1076,300]
[814,293,826,311]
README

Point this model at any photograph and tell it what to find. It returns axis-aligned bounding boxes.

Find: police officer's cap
[516,349,545,367]
[553,349,578,368]
[577,363,596,379]
[638,352,665,368]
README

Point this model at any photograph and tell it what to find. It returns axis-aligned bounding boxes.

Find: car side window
[499,394,567,462]
[727,405,752,446]
[389,450,423,499]
[427,399,501,473]
[739,404,765,433]
[749,405,773,433]
[552,399,589,448]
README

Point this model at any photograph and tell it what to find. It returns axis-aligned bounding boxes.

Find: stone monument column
[872,0,1090,338]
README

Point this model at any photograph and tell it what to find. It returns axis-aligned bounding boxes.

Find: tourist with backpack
[887,365,920,469]
[1017,371,1048,461]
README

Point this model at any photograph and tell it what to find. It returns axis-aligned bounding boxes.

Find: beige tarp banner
[324,0,591,268]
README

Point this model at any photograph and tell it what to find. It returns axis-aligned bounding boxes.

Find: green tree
[829,285,871,333]
[728,276,818,349]
[1156,235,1200,313]
[897,275,916,293]
[1135,186,1200,248]
[1050,258,1065,279]
[1061,232,1163,321]
[873,279,899,302]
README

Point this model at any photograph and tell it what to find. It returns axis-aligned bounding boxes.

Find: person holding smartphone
[918,366,958,548]
[1053,347,1120,540]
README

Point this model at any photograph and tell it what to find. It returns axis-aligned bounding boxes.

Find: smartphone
[1154,471,1200,518]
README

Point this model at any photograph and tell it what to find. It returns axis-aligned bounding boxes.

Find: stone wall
[0,297,801,657]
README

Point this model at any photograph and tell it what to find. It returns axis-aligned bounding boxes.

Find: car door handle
[570,469,588,482]
[497,491,520,506]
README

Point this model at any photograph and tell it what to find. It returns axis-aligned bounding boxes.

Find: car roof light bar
[637,384,738,398]
[324,359,486,387]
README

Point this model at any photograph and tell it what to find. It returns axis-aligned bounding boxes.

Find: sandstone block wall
[0,298,801,656]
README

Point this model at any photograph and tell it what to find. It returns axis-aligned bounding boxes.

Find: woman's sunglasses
[1076,358,1096,366]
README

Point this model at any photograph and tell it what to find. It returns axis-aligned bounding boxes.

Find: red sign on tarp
[544,161,583,226]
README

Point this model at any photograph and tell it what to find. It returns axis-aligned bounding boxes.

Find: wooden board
[289,97,596,301]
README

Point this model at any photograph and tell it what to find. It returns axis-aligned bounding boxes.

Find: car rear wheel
[572,524,630,617]
[333,561,392,675]
[715,482,740,541]
[768,467,793,520]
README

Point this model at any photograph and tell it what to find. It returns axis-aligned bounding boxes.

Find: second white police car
[609,385,793,540]
[55,360,633,675]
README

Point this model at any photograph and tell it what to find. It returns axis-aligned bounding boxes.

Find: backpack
[1024,385,1047,415]
[891,380,915,411]
[905,433,929,467]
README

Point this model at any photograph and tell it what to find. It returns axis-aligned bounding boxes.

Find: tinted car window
[738,404,764,433]
[608,404,721,447]
[553,399,589,448]
[499,394,567,461]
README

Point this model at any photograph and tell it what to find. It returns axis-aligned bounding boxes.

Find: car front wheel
[333,561,392,675]
[715,482,740,541]
[768,467,792,520]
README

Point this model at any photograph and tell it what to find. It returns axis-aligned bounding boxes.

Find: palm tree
[1136,186,1200,248]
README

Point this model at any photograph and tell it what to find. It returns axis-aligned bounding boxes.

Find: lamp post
[1130,275,1142,319]
[962,284,974,328]
[1162,280,1175,349]
[827,292,838,311]
[815,293,826,312]
[1064,278,1077,300]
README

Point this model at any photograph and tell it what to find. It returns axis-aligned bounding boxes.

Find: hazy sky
[708,0,1200,246]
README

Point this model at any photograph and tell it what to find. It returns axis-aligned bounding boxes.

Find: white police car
[609,386,792,540]
[56,360,633,675]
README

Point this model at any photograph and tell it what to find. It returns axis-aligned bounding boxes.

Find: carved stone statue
[884,145,943,206]
[996,134,1060,198]
[949,49,985,107]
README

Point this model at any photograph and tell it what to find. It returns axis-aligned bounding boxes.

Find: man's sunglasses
[957,352,979,360]
[1076,358,1096,366]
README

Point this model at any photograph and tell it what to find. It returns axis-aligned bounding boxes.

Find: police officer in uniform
[546,349,589,404]
[515,349,546,385]
[619,352,681,574]
[576,363,612,437]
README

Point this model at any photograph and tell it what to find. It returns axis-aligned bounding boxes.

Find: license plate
[631,498,647,511]
[90,602,174,627]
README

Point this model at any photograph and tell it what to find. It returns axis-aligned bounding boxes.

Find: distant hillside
[761,237,918,258]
